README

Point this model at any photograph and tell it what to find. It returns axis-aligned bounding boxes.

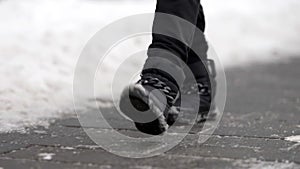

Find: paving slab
[0,158,100,169]
[169,135,300,163]
[3,145,299,169]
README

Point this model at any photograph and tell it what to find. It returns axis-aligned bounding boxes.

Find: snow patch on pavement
[285,135,300,143]
[38,153,55,161]
[0,0,300,132]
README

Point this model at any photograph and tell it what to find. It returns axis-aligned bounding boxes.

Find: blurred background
[0,0,300,133]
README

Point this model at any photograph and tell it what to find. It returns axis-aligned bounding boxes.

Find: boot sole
[119,84,169,135]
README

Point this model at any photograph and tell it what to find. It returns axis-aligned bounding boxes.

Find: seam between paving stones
[59,124,286,141]
[3,144,299,165]
[0,144,33,156]
[0,128,285,157]
[204,134,285,140]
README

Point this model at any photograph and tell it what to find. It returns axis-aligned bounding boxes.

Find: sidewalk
[0,58,299,169]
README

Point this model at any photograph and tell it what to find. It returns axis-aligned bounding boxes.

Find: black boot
[173,59,216,123]
[119,71,180,135]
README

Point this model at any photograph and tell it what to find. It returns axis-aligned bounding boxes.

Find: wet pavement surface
[1,58,300,169]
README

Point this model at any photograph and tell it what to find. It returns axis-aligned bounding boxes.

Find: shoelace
[138,75,177,105]
[182,82,211,96]
[182,59,215,96]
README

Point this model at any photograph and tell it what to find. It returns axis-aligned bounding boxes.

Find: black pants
[144,0,208,85]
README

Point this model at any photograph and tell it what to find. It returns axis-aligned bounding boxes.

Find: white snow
[38,153,55,161]
[285,135,300,143]
[0,0,154,132]
[203,0,300,66]
[0,0,300,132]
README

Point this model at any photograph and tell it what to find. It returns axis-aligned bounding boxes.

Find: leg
[143,0,202,85]
[186,3,209,82]
[183,3,217,118]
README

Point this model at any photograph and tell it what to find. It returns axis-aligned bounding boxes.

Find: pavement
[0,58,300,169]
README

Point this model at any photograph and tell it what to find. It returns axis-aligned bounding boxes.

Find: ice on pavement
[0,0,300,132]
[38,153,55,161]
[285,135,300,143]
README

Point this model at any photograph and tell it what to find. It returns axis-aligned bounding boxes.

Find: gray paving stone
[213,111,300,138]
[60,107,136,130]
[0,145,283,169]
[168,135,300,163]
[3,144,300,169]
[0,132,30,154]
[0,158,100,169]
[213,59,300,138]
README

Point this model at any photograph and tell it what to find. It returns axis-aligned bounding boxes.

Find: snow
[285,135,300,143]
[38,153,55,161]
[0,0,300,132]
[0,0,154,132]
[203,0,300,66]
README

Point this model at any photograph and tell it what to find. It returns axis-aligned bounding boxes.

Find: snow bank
[203,0,300,66]
[0,0,299,132]
[0,0,154,132]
